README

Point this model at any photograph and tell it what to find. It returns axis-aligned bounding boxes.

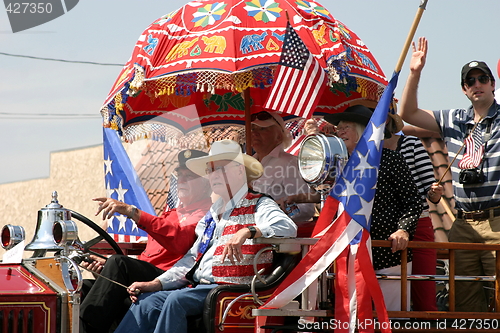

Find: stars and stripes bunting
[257,73,400,333]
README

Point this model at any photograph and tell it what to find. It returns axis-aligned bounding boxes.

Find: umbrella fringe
[119,123,245,149]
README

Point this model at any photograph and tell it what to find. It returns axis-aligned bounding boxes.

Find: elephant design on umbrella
[202,36,227,54]
[165,38,200,62]
[240,32,268,54]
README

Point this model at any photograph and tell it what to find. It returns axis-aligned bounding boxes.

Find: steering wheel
[70,210,123,255]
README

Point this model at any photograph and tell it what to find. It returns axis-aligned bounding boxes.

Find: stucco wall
[0,145,105,259]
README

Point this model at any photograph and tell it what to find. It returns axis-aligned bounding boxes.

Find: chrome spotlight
[1,224,25,250]
[298,134,348,193]
[53,220,78,247]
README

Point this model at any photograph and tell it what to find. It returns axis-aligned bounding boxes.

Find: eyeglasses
[251,111,280,127]
[336,125,351,133]
[205,163,240,175]
[465,75,491,87]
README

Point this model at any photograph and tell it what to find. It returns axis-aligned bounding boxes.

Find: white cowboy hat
[186,139,263,181]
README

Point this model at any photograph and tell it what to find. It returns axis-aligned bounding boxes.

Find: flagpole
[389,0,429,313]
[394,0,429,74]
[244,88,252,153]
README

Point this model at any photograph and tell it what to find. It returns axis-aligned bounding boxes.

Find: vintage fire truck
[0,191,303,333]
[2,135,500,333]
[0,191,126,333]
[0,134,345,333]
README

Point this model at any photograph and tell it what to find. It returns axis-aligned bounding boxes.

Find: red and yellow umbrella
[101,0,387,145]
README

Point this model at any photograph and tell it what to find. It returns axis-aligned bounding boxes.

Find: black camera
[459,168,484,184]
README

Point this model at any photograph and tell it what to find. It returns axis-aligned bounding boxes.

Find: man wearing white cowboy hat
[114,139,297,333]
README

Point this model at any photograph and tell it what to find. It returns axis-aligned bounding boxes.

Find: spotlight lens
[1,226,11,249]
[298,136,325,182]
[298,134,348,191]
[53,223,63,245]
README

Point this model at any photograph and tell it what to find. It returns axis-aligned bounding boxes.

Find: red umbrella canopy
[101,0,387,144]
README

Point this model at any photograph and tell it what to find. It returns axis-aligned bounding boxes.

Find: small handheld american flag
[264,22,327,119]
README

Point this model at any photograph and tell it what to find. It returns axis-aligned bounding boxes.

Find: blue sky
[0,0,499,184]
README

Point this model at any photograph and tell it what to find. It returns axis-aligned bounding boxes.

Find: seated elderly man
[250,111,316,227]
[79,149,212,333]
[113,139,297,333]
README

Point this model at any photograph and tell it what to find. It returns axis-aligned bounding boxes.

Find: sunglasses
[251,111,280,127]
[465,75,491,87]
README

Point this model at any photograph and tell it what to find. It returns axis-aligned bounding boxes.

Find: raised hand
[409,36,428,74]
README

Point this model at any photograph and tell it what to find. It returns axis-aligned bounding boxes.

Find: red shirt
[136,198,212,271]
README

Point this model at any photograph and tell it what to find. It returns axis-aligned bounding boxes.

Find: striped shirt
[397,135,436,211]
[434,101,500,211]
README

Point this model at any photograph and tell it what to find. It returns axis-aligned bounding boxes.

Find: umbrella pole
[394,0,428,73]
[244,88,252,153]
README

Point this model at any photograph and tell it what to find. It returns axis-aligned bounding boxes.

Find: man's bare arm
[399,37,440,133]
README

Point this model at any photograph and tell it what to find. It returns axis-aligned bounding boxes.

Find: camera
[459,168,484,184]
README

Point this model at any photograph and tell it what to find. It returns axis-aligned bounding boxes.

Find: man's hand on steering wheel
[80,254,106,274]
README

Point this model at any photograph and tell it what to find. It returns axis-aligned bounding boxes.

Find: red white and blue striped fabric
[257,73,401,333]
[458,126,484,169]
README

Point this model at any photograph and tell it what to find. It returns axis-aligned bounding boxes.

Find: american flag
[257,73,400,333]
[103,128,155,242]
[264,22,327,119]
[458,124,484,169]
[285,133,306,156]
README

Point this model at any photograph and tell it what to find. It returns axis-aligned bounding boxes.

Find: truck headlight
[298,134,348,192]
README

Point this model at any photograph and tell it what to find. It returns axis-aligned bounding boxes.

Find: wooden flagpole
[394,0,429,73]
[388,0,429,312]
[244,88,252,153]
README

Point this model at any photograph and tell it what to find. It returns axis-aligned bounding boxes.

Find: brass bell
[25,191,70,256]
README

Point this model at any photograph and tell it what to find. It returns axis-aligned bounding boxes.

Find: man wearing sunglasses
[399,37,499,312]
[250,111,316,230]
